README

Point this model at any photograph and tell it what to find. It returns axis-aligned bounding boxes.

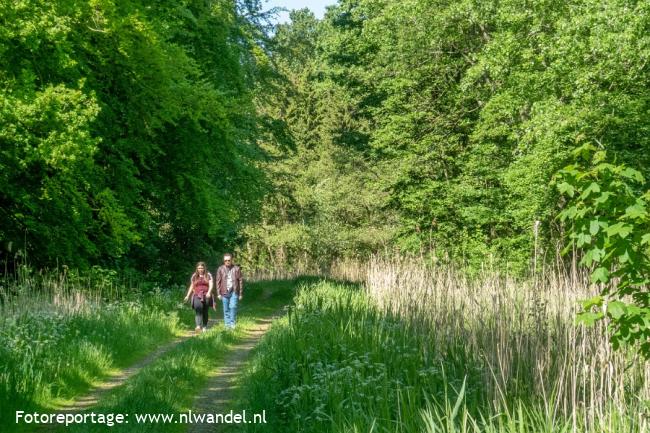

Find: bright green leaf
[624,203,647,220]
[620,167,644,182]
[557,182,575,197]
[576,311,603,326]
[581,295,603,309]
[591,267,609,284]
[579,182,601,200]
[605,222,633,239]
[594,192,612,205]
[607,301,626,320]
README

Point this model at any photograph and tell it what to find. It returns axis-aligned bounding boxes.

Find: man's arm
[238,267,244,299]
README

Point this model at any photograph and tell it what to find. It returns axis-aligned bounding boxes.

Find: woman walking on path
[215,253,243,330]
[184,262,214,333]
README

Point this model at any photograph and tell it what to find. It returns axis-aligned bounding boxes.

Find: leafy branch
[555,143,650,357]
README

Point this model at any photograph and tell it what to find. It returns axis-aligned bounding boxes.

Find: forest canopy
[1,0,649,278]
[246,0,650,273]
[1,0,268,276]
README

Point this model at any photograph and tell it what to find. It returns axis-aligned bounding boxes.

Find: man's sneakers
[195,326,202,333]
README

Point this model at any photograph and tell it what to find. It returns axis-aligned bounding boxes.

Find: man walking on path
[216,253,243,330]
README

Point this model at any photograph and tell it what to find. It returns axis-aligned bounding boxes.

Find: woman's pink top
[191,273,212,297]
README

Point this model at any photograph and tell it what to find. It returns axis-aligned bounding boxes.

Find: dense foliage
[240,8,396,270]
[247,0,650,272]
[0,0,268,277]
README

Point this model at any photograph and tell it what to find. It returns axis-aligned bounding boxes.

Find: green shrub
[555,143,650,356]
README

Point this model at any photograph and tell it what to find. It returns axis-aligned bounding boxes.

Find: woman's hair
[192,261,209,282]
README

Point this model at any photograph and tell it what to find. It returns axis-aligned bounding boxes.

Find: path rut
[187,311,281,433]
[52,286,278,417]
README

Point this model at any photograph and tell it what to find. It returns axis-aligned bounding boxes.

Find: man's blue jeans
[221,294,238,328]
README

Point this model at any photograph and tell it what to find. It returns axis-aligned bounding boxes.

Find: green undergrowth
[233,280,643,433]
[0,289,189,431]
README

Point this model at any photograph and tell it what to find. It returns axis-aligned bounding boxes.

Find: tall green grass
[0,266,189,431]
[238,273,648,433]
[240,280,482,432]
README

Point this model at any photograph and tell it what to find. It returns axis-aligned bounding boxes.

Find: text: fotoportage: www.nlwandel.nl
[16,409,267,427]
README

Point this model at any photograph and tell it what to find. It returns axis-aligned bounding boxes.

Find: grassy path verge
[25,279,299,433]
[187,311,281,433]
[3,292,193,433]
